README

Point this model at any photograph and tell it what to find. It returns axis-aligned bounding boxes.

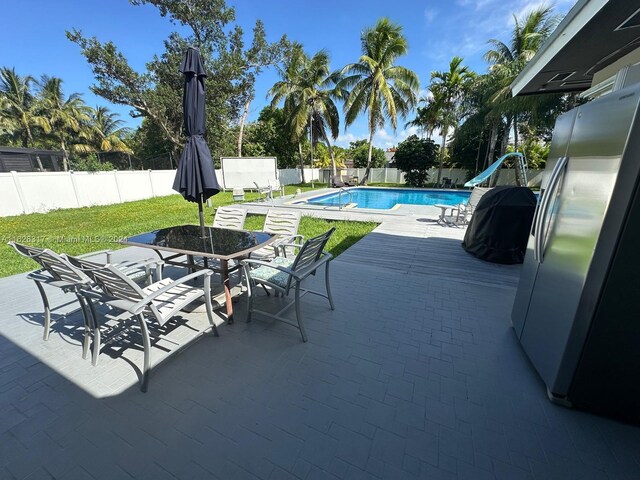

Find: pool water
[301,187,471,210]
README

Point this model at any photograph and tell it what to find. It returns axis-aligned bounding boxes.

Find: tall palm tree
[340,18,419,185]
[429,56,474,186]
[0,68,50,148]
[38,76,92,170]
[269,45,342,177]
[484,5,561,149]
[406,94,442,140]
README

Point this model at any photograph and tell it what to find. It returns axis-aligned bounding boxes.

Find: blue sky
[1,0,575,149]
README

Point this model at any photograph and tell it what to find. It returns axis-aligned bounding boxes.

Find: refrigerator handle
[534,156,568,263]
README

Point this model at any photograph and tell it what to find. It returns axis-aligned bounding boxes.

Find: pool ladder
[338,187,353,210]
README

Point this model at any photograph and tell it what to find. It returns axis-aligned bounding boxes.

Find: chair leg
[76,294,91,360]
[243,264,253,322]
[34,281,51,340]
[137,313,151,393]
[325,261,335,310]
[295,281,308,342]
[87,300,101,366]
[203,275,219,337]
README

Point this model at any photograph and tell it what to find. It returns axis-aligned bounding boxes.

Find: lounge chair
[240,228,335,342]
[437,187,492,226]
[67,254,221,391]
[253,182,274,201]
[330,175,355,188]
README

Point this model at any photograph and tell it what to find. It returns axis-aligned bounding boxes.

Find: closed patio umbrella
[172,46,221,235]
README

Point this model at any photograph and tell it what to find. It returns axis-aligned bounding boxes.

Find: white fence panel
[150,170,178,196]
[113,171,153,202]
[278,168,301,185]
[0,174,24,216]
[72,172,121,206]
[18,172,78,213]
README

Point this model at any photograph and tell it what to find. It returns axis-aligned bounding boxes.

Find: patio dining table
[121,224,278,324]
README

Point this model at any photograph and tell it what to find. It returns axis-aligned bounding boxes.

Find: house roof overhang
[511,0,640,96]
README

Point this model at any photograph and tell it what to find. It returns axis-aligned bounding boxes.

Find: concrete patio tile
[0,216,638,479]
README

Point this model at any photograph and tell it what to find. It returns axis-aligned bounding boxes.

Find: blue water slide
[464,152,524,187]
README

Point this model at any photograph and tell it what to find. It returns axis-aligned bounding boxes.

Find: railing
[337,187,353,211]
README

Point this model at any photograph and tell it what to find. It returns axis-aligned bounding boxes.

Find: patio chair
[250,209,304,261]
[8,242,162,344]
[437,186,492,227]
[213,206,247,230]
[240,227,335,342]
[330,175,355,188]
[67,254,221,392]
[253,182,273,202]
[453,187,492,224]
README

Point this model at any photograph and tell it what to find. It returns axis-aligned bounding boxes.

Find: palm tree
[340,18,419,185]
[0,68,50,148]
[269,45,342,178]
[38,76,92,170]
[428,56,475,186]
[406,94,442,140]
[86,106,131,153]
[484,5,561,149]
[71,106,132,168]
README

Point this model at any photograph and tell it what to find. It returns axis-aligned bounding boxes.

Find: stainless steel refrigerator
[511,82,640,422]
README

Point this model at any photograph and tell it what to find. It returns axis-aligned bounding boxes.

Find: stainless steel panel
[519,90,639,394]
[511,109,578,338]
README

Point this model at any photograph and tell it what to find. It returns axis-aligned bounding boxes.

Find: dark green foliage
[67,0,288,163]
[349,140,386,168]
[393,135,438,187]
[248,106,300,167]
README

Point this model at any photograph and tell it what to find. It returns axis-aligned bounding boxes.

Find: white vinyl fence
[0,167,541,217]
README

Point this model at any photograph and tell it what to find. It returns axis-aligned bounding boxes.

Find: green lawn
[0,184,377,278]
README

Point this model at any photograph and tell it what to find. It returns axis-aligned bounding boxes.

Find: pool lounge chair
[330,175,355,188]
[436,186,492,226]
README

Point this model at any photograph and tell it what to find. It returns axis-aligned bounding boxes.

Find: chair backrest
[467,187,492,213]
[263,209,301,236]
[9,242,91,285]
[66,255,145,303]
[213,206,247,230]
[331,176,345,187]
[291,227,335,274]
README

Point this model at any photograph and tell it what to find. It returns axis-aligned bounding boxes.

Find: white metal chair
[241,228,335,342]
[9,242,161,345]
[437,187,492,226]
[250,209,304,260]
[67,254,221,392]
[213,206,247,230]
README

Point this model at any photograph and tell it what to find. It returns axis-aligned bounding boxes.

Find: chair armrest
[76,249,113,263]
[129,269,213,314]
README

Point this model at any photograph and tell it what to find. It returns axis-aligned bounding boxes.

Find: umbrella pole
[198,194,206,234]
[198,195,209,269]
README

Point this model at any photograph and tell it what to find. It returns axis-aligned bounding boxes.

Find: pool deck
[0,205,639,479]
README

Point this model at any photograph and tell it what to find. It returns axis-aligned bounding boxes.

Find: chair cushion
[250,256,294,288]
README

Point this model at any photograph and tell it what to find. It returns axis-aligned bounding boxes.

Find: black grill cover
[462,186,537,264]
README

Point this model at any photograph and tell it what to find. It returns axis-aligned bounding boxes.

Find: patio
[1,213,639,479]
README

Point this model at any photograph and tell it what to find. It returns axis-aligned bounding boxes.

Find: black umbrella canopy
[172,47,221,227]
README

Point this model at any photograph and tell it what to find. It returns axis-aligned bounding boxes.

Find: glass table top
[123,225,275,258]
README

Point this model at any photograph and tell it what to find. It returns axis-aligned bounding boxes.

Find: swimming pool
[300,187,471,210]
